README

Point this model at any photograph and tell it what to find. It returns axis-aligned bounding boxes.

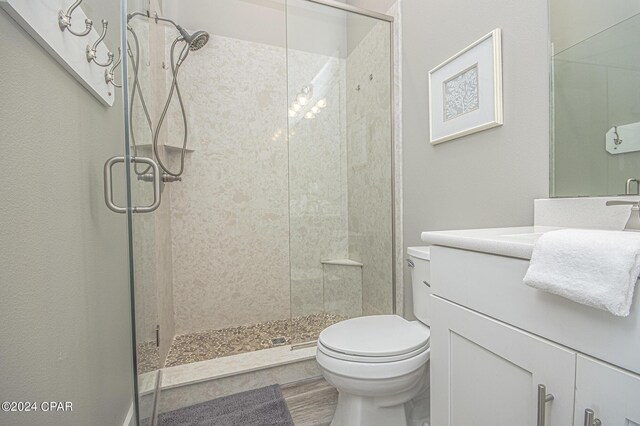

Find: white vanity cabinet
[425,245,640,426]
[430,297,576,426]
[574,356,640,426]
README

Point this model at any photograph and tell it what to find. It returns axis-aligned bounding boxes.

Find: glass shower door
[124,1,165,423]
[286,0,394,345]
[123,1,294,423]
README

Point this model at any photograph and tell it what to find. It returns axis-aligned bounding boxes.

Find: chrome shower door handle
[537,384,554,426]
[132,157,161,213]
[104,156,161,214]
[104,156,126,213]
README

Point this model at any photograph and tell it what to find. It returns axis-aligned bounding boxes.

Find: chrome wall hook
[105,48,122,88]
[86,20,114,67]
[58,0,92,37]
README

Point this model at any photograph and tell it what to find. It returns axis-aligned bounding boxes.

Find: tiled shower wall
[140,22,393,338]
[346,21,393,316]
[169,36,291,334]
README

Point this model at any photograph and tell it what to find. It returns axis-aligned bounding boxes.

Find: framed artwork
[428,28,503,144]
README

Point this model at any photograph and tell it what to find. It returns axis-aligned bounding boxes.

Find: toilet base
[330,393,410,426]
[323,365,429,426]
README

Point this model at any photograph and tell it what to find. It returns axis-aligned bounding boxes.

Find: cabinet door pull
[584,409,601,426]
[537,384,554,426]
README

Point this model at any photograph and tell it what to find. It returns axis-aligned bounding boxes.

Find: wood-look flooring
[282,377,338,426]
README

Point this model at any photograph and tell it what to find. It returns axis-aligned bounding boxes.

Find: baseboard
[123,401,135,426]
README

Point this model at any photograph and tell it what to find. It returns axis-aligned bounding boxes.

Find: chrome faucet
[626,178,640,195]
[606,200,640,231]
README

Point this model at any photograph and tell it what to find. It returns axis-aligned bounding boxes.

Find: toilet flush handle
[406,259,415,268]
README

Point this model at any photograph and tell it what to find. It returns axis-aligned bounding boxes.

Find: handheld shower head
[187,31,210,51]
[176,26,210,51]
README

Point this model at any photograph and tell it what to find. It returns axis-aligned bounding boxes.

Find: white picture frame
[428,28,503,145]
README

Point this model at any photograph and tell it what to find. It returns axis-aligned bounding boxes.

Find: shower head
[187,31,210,51]
[176,26,210,51]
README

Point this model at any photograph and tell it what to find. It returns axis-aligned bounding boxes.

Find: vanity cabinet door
[431,296,576,426]
[574,355,640,425]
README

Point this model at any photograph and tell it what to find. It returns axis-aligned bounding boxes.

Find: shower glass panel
[286,1,394,345]
[126,0,292,376]
[126,0,165,422]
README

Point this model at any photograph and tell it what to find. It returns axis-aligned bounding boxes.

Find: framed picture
[428,28,503,145]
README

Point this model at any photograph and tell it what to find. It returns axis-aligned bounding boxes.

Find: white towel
[523,229,640,317]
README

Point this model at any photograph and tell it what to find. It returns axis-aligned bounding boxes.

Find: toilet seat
[317,315,431,364]
[316,340,430,381]
[317,340,429,363]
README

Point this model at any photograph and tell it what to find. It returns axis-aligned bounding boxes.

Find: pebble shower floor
[137,313,346,373]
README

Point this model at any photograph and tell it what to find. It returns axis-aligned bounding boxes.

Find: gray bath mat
[157,384,294,426]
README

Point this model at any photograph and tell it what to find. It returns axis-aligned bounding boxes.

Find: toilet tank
[407,247,432,326]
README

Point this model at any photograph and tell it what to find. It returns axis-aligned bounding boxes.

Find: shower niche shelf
[0,0,116,106]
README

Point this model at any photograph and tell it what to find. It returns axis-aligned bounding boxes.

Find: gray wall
[0,2,134,425]
[401,0,550,317]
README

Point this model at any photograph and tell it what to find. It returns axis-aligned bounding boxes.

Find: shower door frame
[291,0,399,316]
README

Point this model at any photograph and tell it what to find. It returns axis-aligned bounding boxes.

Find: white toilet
[316,247,433,426]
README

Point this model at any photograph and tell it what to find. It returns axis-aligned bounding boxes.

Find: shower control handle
[104,156,162,214]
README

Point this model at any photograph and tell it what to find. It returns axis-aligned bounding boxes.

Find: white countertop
[421,226,565,259]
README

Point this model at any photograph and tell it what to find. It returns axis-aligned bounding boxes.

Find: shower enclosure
[122,0,395,422]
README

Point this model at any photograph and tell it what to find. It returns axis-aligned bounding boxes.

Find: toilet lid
[318,315,430,358]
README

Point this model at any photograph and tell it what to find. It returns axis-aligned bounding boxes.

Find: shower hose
[127,25,191,179]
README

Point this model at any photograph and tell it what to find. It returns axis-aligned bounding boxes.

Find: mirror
[550,0,640,197]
